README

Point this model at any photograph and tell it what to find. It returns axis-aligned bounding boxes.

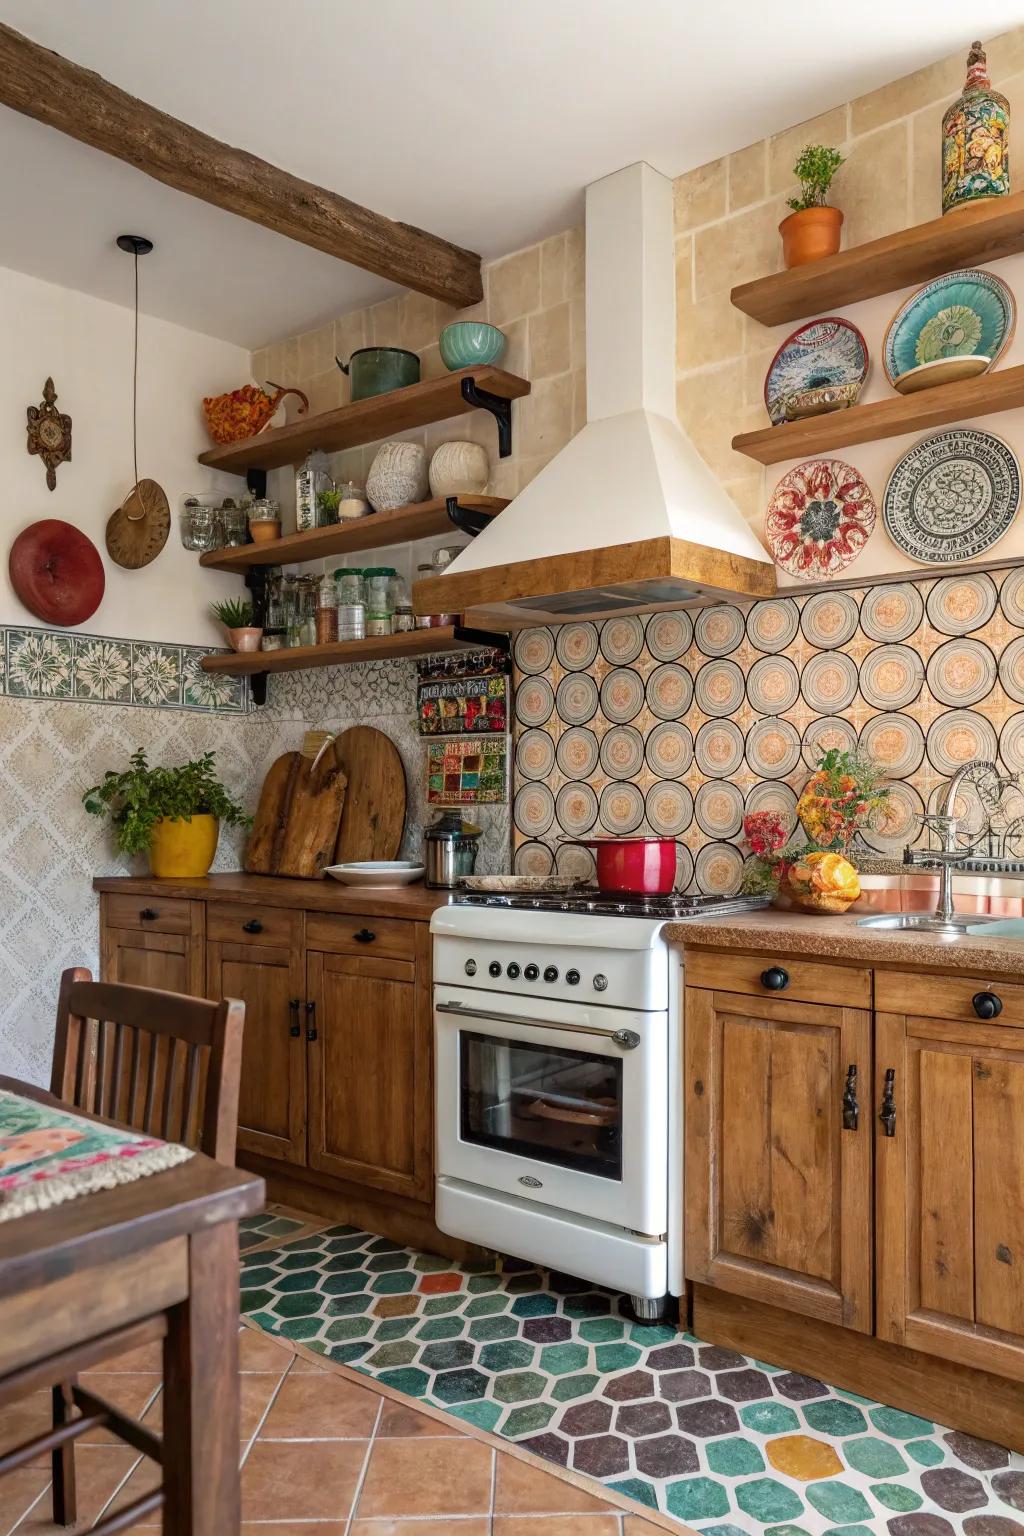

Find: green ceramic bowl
[439,321,506,371]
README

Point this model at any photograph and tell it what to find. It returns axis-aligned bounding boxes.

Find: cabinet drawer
[685,948,872,1009]
[207,903,300,947]
[876,969,1024,1026]
[104,893,192,934]
[306,912,415,960]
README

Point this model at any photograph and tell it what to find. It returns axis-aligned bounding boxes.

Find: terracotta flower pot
[149,815,219,879]
[227,626,263,653]
[779,206,843,268]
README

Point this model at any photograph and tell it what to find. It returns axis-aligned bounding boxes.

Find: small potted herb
[316,487,343,527]
[211,596,262,652]
[780,144,845,268]
[83,749,251,878]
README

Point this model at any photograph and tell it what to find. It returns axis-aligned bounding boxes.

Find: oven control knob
[524,964,540,981]
[506,962,521,979]
[488,961,502,978]
[464,959,477,976]
[566,968,581,986]
[544,965,559,983]
[593,973,609,992]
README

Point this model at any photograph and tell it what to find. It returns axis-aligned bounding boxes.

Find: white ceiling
[0,0,1020,349]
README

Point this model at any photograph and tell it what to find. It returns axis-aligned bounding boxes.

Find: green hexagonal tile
[366,1341,419,1369]
[325,1341,371,1364]
[740,1402,800,1435]
[868,1406,935,1439]
[322,1317,372,1341]
[321,1272,369,1296]
[510,1294,557,1318]
[905,1439,945,1467]
[272,1292,323,1319]
[735,1477,804,1524]
[366,1236,406,1254]
[276,1317,325,1340]
[594,1343,641,1372]
[239,1289,275,1313]
[416,1317,465,1342]
[376,1367,431,1396]
[870,1483,923,1512]
[446,1400,503,1432]
[468,1316,519,1343]
[467,1273,503,1293]
[238,1266,278,1287]
[842,1437,908,1478]
[374,1318,418,1341]
[420,1341,475,1371]
[551,1373,601,1402]
[277,1250,326,1270]
[539,1343,589,1375]
[432,1368,490,1404]
[424,1295,466,1316]
[608,1478,659,1508]
[491,1370,548,1404]
[274,1270,323,1293]
[579,1318,625,1344]
[479,1341,535,1373]
[803,1400,868,1437]
[325,1293,372,1316]
[464,1295,507,1318]
[323,1253,367,1273]
[501,1402,556,1437]
[805,1482,873,1524]
[666,1476,732,1522]
[366,1252,408,1273]
[371,1272,416,1295]
[708,1438,766,1476]
[628,1323,677,1346]
[413,1254,450,1272]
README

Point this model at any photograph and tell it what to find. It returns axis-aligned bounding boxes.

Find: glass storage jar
[364,567,394,638]
[316,573,338,645]
[335,568,365,607]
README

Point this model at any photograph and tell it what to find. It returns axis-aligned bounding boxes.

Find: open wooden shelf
[199,496,508,571]
[733,363,1024,465]
[732,190,1024,326]
[200,625,487,677]
[197,367,530,475]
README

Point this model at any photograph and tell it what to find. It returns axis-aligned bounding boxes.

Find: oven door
[435,985,667,1235]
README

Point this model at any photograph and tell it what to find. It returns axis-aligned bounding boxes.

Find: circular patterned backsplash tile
[600,615,645,666]
[599,667,645,724]
[746,598,800,654]
[513,839,555,876]
[801,651,860,712]
[860,582,925,643]
[646,610,693,662]
[859,644,925,710]
[646,780,695,837]
[926,708,999,775]
[746,716,803,777]
[694,840,744,896]
[926,638,998,707]
[555,781,600,837]
[802,715,859,767]
[516,728,556,780]
[645,720,694,779]
[514,781,555,837]
[694,719,746,778]
[800,590,860,649]
[599,780,645,834]
[675,842,695,894]
[1001,567,1024,628]
[746,654,801,715]
[1000,711,1024,775]
[555,725,600,779]
[555,622,600,672]
[926,572,998,635]
[514,627,555,674]
[516,675,555,727]
[599,724,646,780]
[555,671,599,726]
[1000,635,1024,704]
[695,780,744,839]
[695,604,745,657]
[858,712,927,778]
[694,659,745,718]
[860,779,925,853]
[744,779,800,824]
[646,662,694,721]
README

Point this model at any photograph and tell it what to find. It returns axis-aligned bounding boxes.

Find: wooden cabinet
[876,977,1024,1383]
[99,893,204,996]
[685,977,873,1333]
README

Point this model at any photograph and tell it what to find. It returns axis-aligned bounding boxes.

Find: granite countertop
[665,908,1024,978]
[94,872,454,921]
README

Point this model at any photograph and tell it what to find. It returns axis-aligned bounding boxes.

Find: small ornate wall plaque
[27,377,72,491]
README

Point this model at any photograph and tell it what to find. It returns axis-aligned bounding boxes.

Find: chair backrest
[51,969,245,1164]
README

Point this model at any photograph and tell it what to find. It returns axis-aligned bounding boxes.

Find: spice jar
[364,567,394,638]
[248,497,281,544]
[316,573,338,645]
[335,568,365,607]
[337,482,370,520]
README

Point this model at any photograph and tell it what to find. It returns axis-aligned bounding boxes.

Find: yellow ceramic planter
[148,814,219,878]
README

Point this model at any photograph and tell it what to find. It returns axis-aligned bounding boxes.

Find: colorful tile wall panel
[427,735,509,805]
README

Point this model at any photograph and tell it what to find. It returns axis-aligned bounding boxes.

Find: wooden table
[0,1075,264,1536]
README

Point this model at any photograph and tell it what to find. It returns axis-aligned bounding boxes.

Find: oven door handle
[436,1000,641,1051]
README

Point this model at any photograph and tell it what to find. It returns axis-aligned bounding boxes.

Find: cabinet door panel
[208,940,306,1166]
[308,948,430,1200]
[686,986,872,1332]
[877,1012,1024,1380]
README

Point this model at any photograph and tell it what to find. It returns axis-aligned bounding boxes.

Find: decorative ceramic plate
[645,721,694,779]
[555,726,600,779]
[695,604,745,657]
[600,615,645,666]
[599,667,645,724]
[514,627,555,674]
[765,459,876,580]
[802,715,859,768]
[599,725,646,780]
[516,676,555,727]
[926,637,997,706]
[764,318,869,427]
[324,861,425,887]
[554,782,599,837]
[745,717,803,777]
[858,713,926,778]
[555,622,600,672]
[860,583,924,642]
[598,781,645,834]
[694,719,746,777]
[925,573,998,635]
[694,659,745,717]
[555,672,598,726]
[1000,635,1024,703]
[858,643,925,710]
[858,781,925,853]
[799,591,860,649]
[1001,568,1024,627]
[746,598,800,654]
[883,429,1021,564]
[646,610,693,662]
[695,781,744,839]
[882,269,1015,387]
[800,651,860,712]
[515,729,556,780]
[925,708,999,775]
[513,782,555,837]
[646,781,695,837]
[646,663,694,720]
[745,655,801,715]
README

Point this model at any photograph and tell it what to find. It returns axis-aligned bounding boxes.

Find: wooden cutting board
[245,750,348,878]
[327,726,407,864]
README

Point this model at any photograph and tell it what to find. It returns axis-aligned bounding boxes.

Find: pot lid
[9,518,105,626]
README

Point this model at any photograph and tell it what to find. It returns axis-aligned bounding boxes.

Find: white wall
[0,263,251,642]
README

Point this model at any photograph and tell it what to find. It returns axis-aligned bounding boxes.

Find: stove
[430,891,770,1314]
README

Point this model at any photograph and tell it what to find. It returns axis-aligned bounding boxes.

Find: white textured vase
[366,441,429,512]
[428,440,490,499]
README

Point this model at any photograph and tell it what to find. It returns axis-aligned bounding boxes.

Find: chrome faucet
[901,760,1003,933]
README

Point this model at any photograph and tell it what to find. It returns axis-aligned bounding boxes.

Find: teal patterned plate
[883,268,1015,387]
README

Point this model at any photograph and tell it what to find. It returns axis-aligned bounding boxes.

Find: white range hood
[414,161,774,625]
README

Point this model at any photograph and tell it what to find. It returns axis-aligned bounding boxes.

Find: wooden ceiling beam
[0,23,483,308]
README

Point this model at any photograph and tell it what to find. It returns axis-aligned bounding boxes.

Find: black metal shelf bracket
[445,496,493,538]
[246,468,268,499]
[243,567,272,708]
[460,378,514,458]
[248,673,269,708]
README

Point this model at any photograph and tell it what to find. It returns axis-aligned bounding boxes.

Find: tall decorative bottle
[942,41,1009,214]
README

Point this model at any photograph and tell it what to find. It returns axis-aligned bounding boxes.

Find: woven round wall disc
[105,478,170,569]
[9,519,105,625]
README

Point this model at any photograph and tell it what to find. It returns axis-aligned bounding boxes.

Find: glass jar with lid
[316,573,338,645]
[364,567,394,638]
[335,568,365,607]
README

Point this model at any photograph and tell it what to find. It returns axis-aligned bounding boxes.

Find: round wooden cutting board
[9,519,105,625]
[329,726,407,863]
[105,478,170,569]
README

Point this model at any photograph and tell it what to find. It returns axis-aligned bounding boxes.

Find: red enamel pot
[573,837,677,896]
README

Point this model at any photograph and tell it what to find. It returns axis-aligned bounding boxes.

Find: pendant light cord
[131,246,139,494]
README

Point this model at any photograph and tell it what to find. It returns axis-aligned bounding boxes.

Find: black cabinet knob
[354,928,376,944]
[760,966,790,991]
[139,908,157,921]
[973,990,1003,1020]
[242,919,263,934]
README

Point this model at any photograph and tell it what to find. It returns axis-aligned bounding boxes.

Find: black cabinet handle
[879,1067,897,1138]
[973,990,1003,1020]
[354,928,376,944]
[842,1063,859,1131]
[306,1000,318,1042]
[288,998,301,1038]
[760,966,790,991]
[139,908,157,921]
[242,918,263,934]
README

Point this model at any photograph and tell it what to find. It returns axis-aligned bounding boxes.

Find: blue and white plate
[764,317,869,427]
[883,269,1015,389]
[883,429,1021,566]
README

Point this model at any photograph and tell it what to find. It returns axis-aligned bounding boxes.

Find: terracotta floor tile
[241,1526,346,1535]
[143,1372,284,1441]
[16,1446,140,1533]
[259,1370,380,1440]
[494,1453,614,1515]
[242,1439,369,1523]
[0,1466,49,1533]
[239,1325,300,1373]
[349,1522,491,1536]
[493,1520,623,1536]
[356,1439,493,1519]
[288,1348,329,1372]
[75,1373,161,1445]
[97,1450,162,1528]
[0,1393,50,1466]
[377,1397,460,1438]
[623,1519,672,1534]
[82,1341,163,1374]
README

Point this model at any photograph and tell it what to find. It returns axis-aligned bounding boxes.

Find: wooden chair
[1,968,245,1531]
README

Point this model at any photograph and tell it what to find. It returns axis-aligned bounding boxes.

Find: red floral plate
[765,458,876,580]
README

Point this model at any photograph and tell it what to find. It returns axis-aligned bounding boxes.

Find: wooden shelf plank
[732,363,1024,465]
[200,626,483,677]
[197,367,530,475]
[732,191,1024,327]
[199,496,508,571]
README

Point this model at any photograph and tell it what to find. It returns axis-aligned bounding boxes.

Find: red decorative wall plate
[9,519,105,626]
[765,458,876,581]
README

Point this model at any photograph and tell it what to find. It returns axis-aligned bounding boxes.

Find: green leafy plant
[83,749,251,856]
[787,144,845,212]
[210,597,255,629]
[317,488,342,513]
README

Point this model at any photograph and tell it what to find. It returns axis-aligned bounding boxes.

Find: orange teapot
[202,380,309,446]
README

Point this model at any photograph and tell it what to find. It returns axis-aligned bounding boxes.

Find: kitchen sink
[855,911,1005,937]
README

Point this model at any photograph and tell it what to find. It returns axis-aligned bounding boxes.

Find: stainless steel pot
[424,813,482,889]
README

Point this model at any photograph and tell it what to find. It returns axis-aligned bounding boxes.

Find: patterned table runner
[0,1088,193,1222]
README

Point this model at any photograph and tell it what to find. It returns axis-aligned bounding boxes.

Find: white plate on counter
[324,861,425,887]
